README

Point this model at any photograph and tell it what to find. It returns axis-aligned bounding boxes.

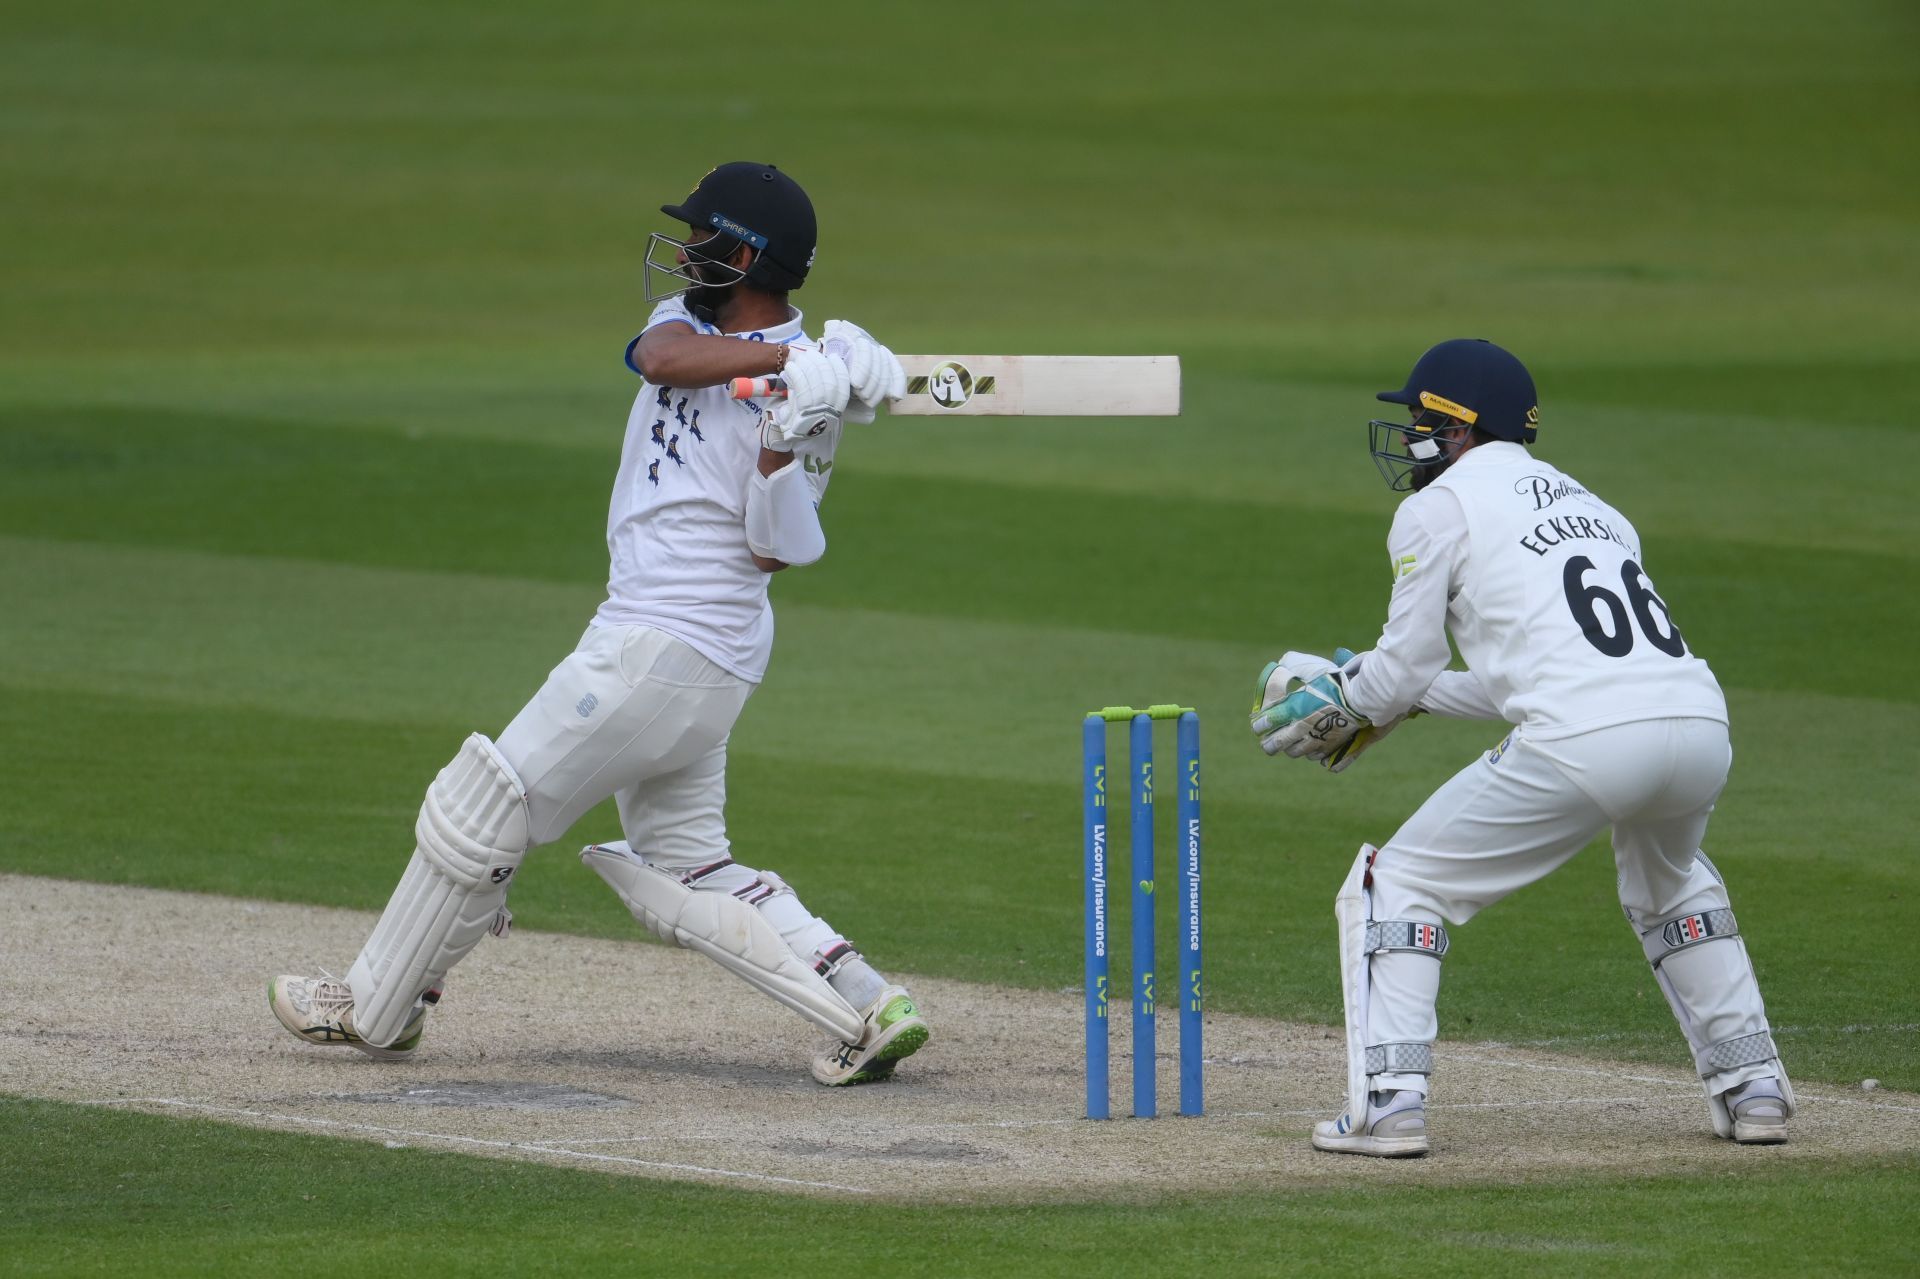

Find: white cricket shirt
[1345,442,1727,739]
[589,297,838,683]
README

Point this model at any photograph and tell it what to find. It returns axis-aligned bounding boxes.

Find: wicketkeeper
[270,162,928,1086]
[1252,339,1792,1156]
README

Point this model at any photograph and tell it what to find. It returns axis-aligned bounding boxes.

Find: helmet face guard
[1369,412,1463,492]
[642,228,754,303]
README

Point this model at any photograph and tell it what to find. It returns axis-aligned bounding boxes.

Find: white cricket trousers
[1367,716,1776,1095]
[493,624,847,954]
[497,624,750,849]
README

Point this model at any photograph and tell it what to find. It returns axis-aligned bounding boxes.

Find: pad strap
[1644,907,1738,967]
[812,940,856,979]
[1367,919,1450,958]
[1365,1042,1433,1075]
[1697,1030,1778,1079]
[732,868,790,908]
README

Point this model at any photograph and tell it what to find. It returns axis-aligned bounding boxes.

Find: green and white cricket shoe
[267,973,435,1061]
[811,985,929,1086]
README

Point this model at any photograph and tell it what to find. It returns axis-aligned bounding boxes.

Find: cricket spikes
[810,985,930,1087]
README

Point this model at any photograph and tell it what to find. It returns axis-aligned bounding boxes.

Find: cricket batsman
[1252,339,1793,1156]
[269,162,929,1086]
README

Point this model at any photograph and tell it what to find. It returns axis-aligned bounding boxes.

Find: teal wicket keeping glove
[1250,648,1410,773]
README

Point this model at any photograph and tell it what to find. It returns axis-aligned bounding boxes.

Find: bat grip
[729,376,788,400]
[728,339,846,401]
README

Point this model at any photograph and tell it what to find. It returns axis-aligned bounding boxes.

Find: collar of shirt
[706,306,807,344]
[1453,440,1529,472]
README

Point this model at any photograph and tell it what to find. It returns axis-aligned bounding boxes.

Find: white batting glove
[823,319,907,425]
[765,347,850,449]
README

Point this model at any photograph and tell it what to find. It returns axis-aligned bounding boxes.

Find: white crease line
[748,1096,1715,1138]
[1793,1093,1920,1114]
[1449,1052,1708,1091]
[839,1116,1091,1134]
[820,1088,1920,1132]
[84,1098,872,1194]
[1449,1053,1920,1115]
[77,1083,1920,1156]
[1436,1096,1659,1112]
[1497,1023,1919,1048]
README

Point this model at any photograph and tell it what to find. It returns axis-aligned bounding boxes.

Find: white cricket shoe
[1726,1078,1790,1144]
[1311,1089,1431,1158]
[267,973,435,1061]
[811,985,929,1086]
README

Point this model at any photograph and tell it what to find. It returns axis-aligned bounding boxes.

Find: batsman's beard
[686,277,738,318]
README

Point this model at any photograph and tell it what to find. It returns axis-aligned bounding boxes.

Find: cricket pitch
[4,874,1914,1201]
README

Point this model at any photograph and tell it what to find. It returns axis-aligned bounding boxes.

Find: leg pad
[348,734,530,1046]
[1626,867,1793,1138]
[582,842,864,1041]
[1339,847,1453,1128]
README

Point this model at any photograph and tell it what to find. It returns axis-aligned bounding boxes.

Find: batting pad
[582,842,864,1041]
[348,734,530,1046]
[1628,855,1794,1137]
[1334,845,1375,1132]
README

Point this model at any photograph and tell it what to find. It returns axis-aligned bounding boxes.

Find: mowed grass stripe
[5,386,1917,565]
[1,676,1912,1086]
[6,1098,1919,1276]
[2,411,1914,700]
[4,535,1919,802]
[6,346,1919,449]
[5,4,1913,370]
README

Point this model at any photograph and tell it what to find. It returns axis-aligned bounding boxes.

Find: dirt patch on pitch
[4,874,1916,1201]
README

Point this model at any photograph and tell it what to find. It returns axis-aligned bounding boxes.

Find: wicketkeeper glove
[1250,648,1412,773]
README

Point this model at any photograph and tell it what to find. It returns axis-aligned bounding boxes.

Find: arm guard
[745,460,827,567]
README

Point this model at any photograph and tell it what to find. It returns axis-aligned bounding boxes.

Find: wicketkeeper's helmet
[1369,338,1539,491]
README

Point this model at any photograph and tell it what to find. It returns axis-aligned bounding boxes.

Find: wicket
[1082,704,1202,1119]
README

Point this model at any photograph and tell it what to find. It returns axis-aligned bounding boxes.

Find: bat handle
[729,376,787,400]
[730,340,846,401]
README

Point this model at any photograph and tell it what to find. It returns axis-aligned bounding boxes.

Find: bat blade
[891,355,1179,416]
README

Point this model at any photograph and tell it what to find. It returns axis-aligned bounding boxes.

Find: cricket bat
[729,355,1180,416]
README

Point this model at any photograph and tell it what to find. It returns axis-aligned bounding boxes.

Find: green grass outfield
[4,1100,1917,1279]
[4,0,1917,1271]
